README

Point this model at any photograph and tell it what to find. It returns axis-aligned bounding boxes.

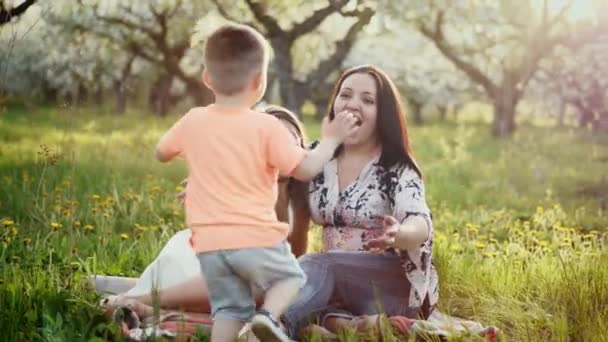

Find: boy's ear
[251,72,264,91]
[202,69,213,90]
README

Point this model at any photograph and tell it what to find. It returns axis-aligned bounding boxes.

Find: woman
[93,105,311,316]
[283,64,438,337]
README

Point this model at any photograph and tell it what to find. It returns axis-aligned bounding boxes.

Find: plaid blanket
[112,305,498,341]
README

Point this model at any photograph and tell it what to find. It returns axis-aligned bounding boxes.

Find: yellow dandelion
[120,233,129,240]
[51,222,62,230]
[175,185,184,192]
[489,238,498,244]
[150,185,161,192]
[11,227,18,236]
[435,232,447,242]
[450,244,463,252]
[74,221,81,227]
[83,224,94,232]
[103,211,110,218]
[91,194,101,200]
[542,247,552,253]
[2,219,14,227]
[536,206,544,214]
[475,242,487,249]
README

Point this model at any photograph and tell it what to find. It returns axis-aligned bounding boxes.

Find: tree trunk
[409,98,423,125]
[149,75,173,116]
[492,96,517,137]
[438,105,447,122]
[557,99,566,127]
[185,80,213,106]
[272,38,301,114]
[93,87,104,106]
[113,80,127,114]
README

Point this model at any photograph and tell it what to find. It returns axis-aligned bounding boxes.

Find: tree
[380,0,582,136]
[343,24,476,124]
[209,0,375,115]
[59,0,215,115]
[538,37,608,132]
[533,1,608,131]
[0,0,37,25]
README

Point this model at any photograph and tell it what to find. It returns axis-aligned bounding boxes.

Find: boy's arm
[155,137,180,162]
[289,138,340,181]
[290,112,358,181]
[155,113,188,163]
[267,111,358,182]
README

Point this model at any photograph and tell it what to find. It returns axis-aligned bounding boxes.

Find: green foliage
[0,107,607,341]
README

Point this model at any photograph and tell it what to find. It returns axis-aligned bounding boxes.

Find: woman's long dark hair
[262,105,309,211]
[264,105,305,148]
[326,65,422,178]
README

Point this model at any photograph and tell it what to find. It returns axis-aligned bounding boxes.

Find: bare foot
[100,295,155,318]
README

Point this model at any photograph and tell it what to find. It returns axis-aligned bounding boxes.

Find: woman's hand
[364,216,399,252]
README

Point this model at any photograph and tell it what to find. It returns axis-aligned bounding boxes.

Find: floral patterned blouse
[308,153,439,310]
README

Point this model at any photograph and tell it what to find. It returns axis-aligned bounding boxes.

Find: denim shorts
[197,241,306,321]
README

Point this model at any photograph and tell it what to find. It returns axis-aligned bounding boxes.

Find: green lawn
[1,106,607,341]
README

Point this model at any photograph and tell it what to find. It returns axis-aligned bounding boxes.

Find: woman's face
[332,72,379,147]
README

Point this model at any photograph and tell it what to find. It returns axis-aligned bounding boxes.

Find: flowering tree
[344,23,476,124]
[380,0,588,136]
[0,0,37,25]
[209,0,375,115]
[538,33,608,131]
[51,0,215,115]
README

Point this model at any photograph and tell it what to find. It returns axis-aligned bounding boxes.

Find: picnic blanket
[111,304,498,341]
[112,306,213,341]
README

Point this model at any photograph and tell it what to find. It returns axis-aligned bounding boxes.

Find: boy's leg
[260,277,302,319]
[197,251,256,341]
[211,318,244,342]
[227,242,306,341]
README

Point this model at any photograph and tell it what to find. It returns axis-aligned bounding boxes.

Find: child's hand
[321,111,359,143]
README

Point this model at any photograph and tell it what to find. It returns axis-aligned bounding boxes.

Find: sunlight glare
[547,0,598,21]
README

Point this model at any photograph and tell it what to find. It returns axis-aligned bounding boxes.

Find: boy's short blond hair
[203,23,268,96]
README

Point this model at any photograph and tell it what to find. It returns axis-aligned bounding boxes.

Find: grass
[0,105,607,341]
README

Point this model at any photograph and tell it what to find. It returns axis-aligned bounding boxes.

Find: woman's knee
[297,253,333,268]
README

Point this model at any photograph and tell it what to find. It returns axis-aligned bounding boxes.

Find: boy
[155,23,358,342]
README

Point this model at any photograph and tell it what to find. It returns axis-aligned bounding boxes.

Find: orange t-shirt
[156,104,306,253]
